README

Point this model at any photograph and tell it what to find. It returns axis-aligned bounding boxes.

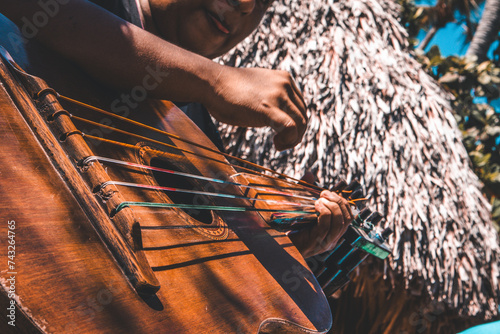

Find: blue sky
[415,0,500,111]
[416,1,498,57]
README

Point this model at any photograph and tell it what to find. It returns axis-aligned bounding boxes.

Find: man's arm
[1,0,306,150]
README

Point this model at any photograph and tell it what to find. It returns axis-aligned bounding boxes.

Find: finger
[287,92,308,144]
[289,198,344,258]
[317,198,345,251]
[287,76,307,121]
[292,192,353,257]
[321,190,353,224]
[283,85,308,142]
[314,198,335,243]
[269,104,304,150]
[274,70,306,118]
[270,120,298,151]
[290,198,333,257]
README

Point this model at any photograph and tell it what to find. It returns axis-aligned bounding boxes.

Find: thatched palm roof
[218,0,500,330]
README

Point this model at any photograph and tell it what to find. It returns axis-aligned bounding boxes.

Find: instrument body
[0,18,332,333]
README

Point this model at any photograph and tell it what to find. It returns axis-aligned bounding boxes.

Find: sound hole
[150,158,214,225]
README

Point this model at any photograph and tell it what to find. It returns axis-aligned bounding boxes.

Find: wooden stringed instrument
[0,15,336,333]
[0,15,390,333]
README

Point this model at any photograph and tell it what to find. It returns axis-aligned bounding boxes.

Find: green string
[114,201,316,216]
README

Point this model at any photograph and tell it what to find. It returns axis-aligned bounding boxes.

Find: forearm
[1,0,221,103]
[1,0,309,150]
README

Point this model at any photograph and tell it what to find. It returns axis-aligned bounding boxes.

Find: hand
[288,190,353,258]
[205,66,307,151]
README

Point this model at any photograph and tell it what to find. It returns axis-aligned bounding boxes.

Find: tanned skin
[0,0,352,257]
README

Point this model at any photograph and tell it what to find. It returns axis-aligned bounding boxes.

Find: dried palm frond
[217,0,500,331]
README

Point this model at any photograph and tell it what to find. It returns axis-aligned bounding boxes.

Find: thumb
[273,128,299,150]
[269,112,300,150]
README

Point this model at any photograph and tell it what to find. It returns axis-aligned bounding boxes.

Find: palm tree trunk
[466,0,500,62]
[417,25,438,51]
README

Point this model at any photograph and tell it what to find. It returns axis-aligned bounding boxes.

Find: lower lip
[206,12,230,35]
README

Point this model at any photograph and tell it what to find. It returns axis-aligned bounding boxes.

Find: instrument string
[113,201,316,216]
[73,115,321,197]
[101,180,316,208]
[84,154,317,202]
[73,115,227,165]
[55,95,365,220]
[60,95,323,192]
[84,145,361,217]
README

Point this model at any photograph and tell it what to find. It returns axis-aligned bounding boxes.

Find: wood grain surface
[0,18,332,333]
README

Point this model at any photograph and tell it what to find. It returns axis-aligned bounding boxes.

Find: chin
[193,38,239,59]
[180,37,225,58]
[176,31,218,58]
[198,47,224,59]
